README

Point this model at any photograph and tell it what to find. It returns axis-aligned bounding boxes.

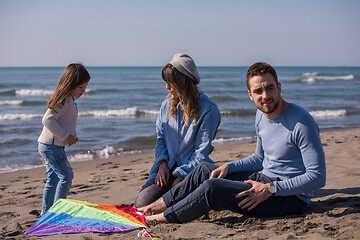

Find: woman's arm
[172,105,221,178]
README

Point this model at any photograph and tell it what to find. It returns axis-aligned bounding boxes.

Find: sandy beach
[1,128,359,240]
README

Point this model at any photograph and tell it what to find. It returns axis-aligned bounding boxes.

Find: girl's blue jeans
[38,143,74,212]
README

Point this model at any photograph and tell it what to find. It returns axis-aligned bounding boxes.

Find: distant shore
[1,128,359,239]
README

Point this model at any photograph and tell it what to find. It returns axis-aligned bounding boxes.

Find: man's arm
[274,121,326,197]
[226,135,264,174]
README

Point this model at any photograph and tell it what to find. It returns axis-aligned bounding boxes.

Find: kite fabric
[25,199,148,236]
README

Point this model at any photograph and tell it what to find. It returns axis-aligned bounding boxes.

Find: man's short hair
[246,62,278,90]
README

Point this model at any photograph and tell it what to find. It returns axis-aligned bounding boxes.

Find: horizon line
[1,65,359,68]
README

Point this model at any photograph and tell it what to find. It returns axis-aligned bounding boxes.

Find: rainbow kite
[25,199,147,236]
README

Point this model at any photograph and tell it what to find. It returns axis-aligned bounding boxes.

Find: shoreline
[1,125,358,175]
[1,127,359,239]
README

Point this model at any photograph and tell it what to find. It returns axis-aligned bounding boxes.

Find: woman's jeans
[38,143,74,212]
[163,162,307,223]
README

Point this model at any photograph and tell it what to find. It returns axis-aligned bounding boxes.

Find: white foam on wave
[310,109,346,119]
[68,153,94,162]
[301,77,316,84]
[95,146,118,158]
[79,107,158,118]
[140,109,159,115]
[302,72,319,76]
[0,100,23,106]
[68,146,122,162]
[0,113,42,121]
[0,164,44,173]
[16,89,53,96]
[80,107,138,118]
[315,75,354,80]
[0,107,158,121]
[302,74,354,83]
[213,136,255,144]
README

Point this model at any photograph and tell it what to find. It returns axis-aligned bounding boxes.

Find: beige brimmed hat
[169,53,200,84]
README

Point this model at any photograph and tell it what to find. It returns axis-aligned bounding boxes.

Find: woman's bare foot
[145,213,168,223]
[40,211,45,217]
[137,197,167,214]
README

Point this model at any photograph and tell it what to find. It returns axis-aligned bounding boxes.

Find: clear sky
[1,0,359,67]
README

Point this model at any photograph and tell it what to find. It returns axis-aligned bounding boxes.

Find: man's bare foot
[137,197,167,214]
[145,213,168,223]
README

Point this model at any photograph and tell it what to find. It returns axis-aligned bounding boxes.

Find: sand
[1,128,359,240]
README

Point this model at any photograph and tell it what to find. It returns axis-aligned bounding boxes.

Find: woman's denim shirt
[148,93,221,180]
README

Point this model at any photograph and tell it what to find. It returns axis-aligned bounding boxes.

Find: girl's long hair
[47,63,90,110]
[162,64,200,125]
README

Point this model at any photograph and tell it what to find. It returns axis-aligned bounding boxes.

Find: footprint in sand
[0,211,20,218]
[26,194,39,199]
[4,222,23,237]
[29,210,41,217]
[23,186,38,190]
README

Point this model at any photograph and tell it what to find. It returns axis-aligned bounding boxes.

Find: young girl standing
[37,63,90,215]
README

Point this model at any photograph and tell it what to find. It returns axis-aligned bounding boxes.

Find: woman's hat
[169,53,200,84]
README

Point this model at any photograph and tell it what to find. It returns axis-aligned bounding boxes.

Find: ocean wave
[301,74,354,83]
[79,107,158,118]
[213,136,255,144]
[0,164,44,173]
[0,89,16,96]
[15,89,54,96]
[220,109,255,117]
[67,145,147,162]
[301,77,316,84]
[309,109,346,119]
[211,95,237,103]
[315,75,354,80]
[68,146,121,162]
[88,88,119,94]
[0,113,42,121]
[302,72,319,76]
[0,100,23,106]
[0,107,159,121]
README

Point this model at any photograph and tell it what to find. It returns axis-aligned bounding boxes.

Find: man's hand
[236,181,272,210]
[210,164,229,179]
[155,160,169,187]
[65,135,78,146]
[171,177,183,187]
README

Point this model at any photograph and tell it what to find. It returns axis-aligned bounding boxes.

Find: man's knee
[196,162,218,173]
[202,178,224,188]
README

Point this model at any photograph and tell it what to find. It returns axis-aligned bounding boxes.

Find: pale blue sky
[1,0,359,67]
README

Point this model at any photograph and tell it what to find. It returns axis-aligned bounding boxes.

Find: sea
[1,66,359,173]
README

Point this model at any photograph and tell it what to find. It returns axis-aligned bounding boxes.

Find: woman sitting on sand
[134,53,221,208]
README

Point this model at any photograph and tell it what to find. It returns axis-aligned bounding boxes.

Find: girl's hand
[65,135,78,146]
[155,160,169,187]
[172,177,183,188]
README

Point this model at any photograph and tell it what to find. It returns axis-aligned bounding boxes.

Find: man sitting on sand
[138,62,326,223]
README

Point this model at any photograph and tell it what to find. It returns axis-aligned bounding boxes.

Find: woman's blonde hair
[162,63,200,125]
[47,63,90,110]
